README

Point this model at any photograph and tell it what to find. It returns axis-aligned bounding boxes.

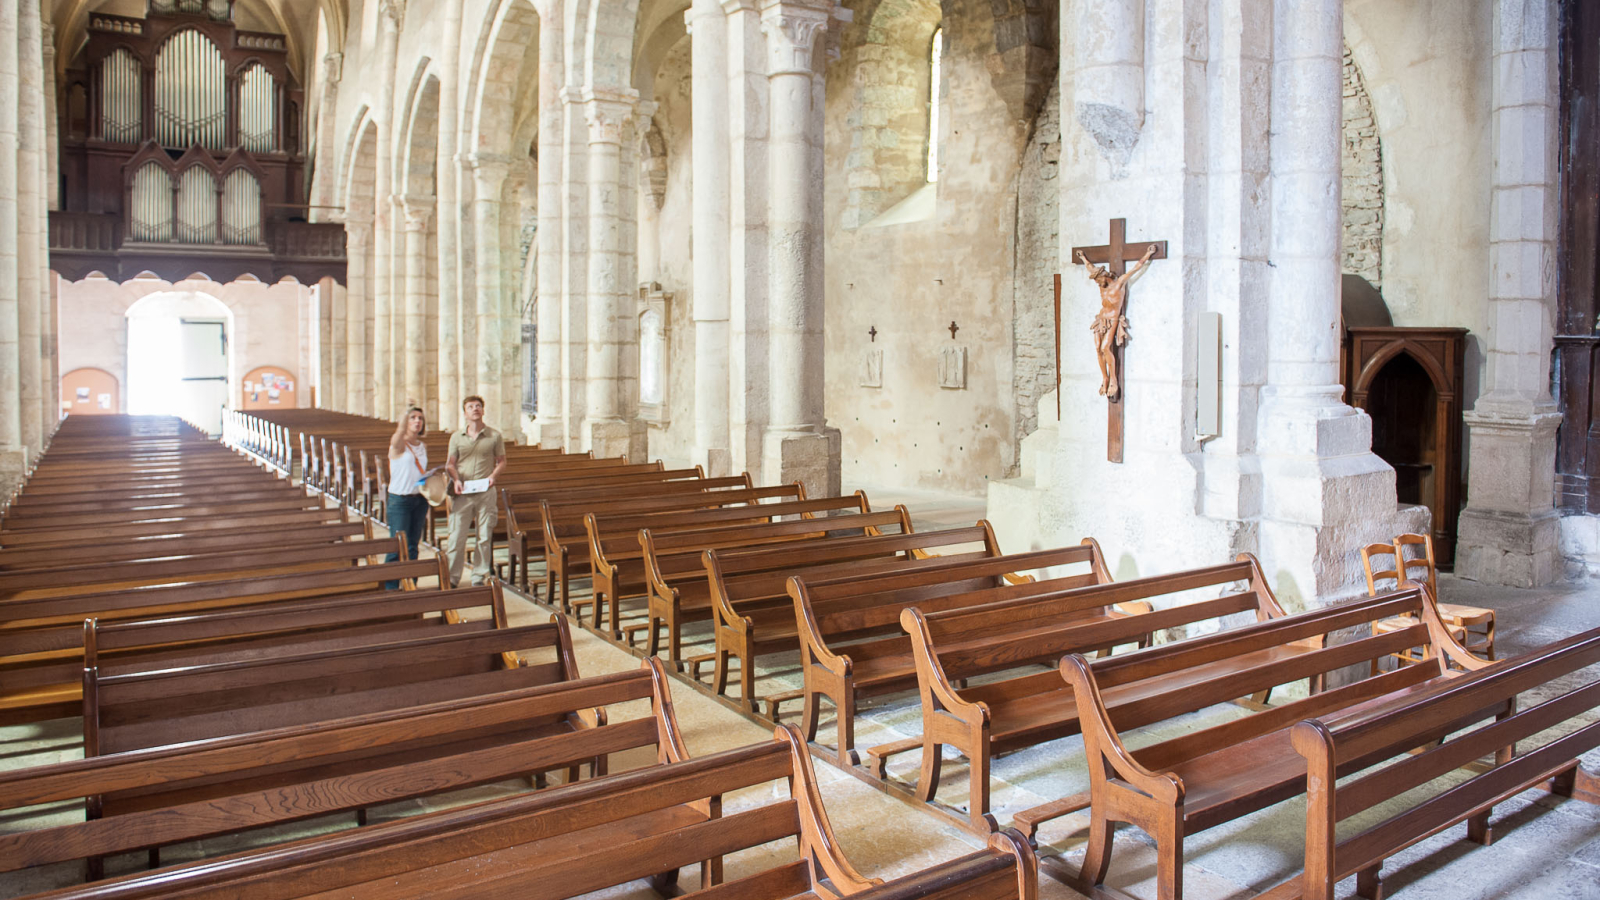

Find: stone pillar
[371,0,403,419]
[345,220,373,413]
[581,90,638,459]
[724,0,768,476]
[759,0,838,495]
[435,0,464,424]
[559,86,589,451]
[311,53,342,217]
[534,0,565,447]
[402,196,433,414]
[1074,0,1144,170]
[41,22,55,213]
[1255,0,1395,607]
[471,154,511,423]
[1457,0,1563,586]
[16,0,43,453]
[689,0,733,475]
[328,277,347,408]
[0,0,27,487]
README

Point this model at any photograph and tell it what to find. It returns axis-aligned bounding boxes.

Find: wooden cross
[868,325,877,342]
[1066,218,1167,463]
[948,321,960,340]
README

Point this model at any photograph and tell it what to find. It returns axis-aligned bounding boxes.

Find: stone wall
[647,35,695,463]
[1341,48,1382,288]
[1010,79,1061,466]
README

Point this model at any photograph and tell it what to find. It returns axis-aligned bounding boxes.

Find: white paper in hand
[461,478,492,495]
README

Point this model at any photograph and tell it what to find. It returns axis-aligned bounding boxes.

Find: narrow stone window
[927,26,942,183]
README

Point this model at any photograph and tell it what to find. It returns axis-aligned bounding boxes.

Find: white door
[178,319,228,433]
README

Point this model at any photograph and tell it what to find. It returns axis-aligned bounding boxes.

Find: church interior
[1,0,1600,897]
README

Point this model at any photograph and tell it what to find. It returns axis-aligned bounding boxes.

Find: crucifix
[1065,218,1167,463]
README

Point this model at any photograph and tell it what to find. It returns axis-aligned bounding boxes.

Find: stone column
[1457,0,1563,586]
[328,277,347,409]
[1255,0,1395,606]
[724,0,768,476]
[17,0,43,453]
[581,89,638,459]
[434,0,465,424]
[371,0,403,419]
[534,0,565,447]
[689,0,733,475]
[0,0,25,488]
[345,219,373,413]
[41,22,55,213]
[471,154,511,422]
[402,196,433,414]
[559,86,590,451]
[310,53,343,217]
[759,0,838,495]
[1074,0,1144,170]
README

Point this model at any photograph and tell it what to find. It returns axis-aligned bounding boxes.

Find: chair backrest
[1393,532,1438,597]
[1360,542,1400,596]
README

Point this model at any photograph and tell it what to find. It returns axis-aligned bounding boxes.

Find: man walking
[444,395,507,587]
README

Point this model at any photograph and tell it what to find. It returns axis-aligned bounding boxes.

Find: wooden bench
[691,526,1035,724]
[0,520,370,573]
[636,504,912,666]
[896,556,1289,832]
[1288,625,1600,900]
[82,617,584,758]
[1044,586,1476,900]
[7,723,1038,900]
[0,654,688,889]
[586,493,879,653]
[778,537,1112,764]
[540,480,801,617]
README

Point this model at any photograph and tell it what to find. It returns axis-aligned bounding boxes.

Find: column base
[696,447,732,478]
[0,448,29,498]
[1456,400,1561,587]
[586,419,641,462]
[535,419,566,450]
[1256,387,1402,608]
[761,427,841,498]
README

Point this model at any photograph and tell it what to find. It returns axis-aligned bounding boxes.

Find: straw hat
[421,471,451,508]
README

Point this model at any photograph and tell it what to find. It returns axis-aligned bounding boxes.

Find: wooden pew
[896,556,1290,831]
[0,657,687,891]
[82,617,583,758]
[585,493,879,653]
[1288,626,1600,900]
[539,480,801,617]
[634,504,912,666]
[697,525,1024,716]
[5,724,1038,900]
[1043,587,1478,900]
[2,584,506,719]
[0,520,370,573]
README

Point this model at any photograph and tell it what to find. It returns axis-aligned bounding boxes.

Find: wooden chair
[1362,533,1495,660]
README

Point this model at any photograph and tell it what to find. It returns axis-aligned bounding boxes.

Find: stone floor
[4,485,1600,899]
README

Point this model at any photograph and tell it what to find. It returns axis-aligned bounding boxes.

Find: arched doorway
[125,291,233,433]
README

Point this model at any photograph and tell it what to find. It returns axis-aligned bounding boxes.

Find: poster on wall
[76,387,90,402]
[97,394,111,410]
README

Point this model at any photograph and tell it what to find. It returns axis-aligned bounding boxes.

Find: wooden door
[1556,0,1600,513]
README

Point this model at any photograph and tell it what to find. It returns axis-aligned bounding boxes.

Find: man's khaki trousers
[446,490,497,586]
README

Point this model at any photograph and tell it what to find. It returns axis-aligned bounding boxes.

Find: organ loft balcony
[48,0,345,286]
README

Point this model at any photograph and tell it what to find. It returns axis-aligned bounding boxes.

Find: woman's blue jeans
[385,492,429,589]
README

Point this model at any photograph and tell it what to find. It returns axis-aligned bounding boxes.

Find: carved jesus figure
[1079,243,1158,400]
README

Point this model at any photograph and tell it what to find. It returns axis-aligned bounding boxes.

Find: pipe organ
[50,0,337,283]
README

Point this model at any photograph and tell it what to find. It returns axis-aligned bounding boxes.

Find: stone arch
[340,108,377,219]
[469,0,541,157]
[402,73,442,199]
[838,0,942,229]
[1342,46,1383,288]
[573,0,640,89]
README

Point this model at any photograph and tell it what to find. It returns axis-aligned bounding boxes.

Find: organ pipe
[176,166,218,242]
[155,30,226,149]
[98,49,141,143]
[221,168,262,243]
[239,64,275,152]
[129,162,172,241]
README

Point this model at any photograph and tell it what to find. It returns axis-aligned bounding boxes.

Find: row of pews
[0,413,1036,900]
[229,407,1600,900]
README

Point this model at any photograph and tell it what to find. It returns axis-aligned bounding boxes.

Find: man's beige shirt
[449,425,505,481]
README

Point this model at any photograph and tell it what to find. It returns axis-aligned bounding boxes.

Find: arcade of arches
[1,0,1598,607]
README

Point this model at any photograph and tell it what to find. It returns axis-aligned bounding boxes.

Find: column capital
[760,0,835,76]
[580,88,640,145]
[401,195,435,230]
[323,52,344,83]
[722,0,758,14]
[635,99,659,122]
[344,218,374,247]
[378,0,406,27]
[469,153,516,192]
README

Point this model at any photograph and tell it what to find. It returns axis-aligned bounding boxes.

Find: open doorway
[126,292,232,434]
